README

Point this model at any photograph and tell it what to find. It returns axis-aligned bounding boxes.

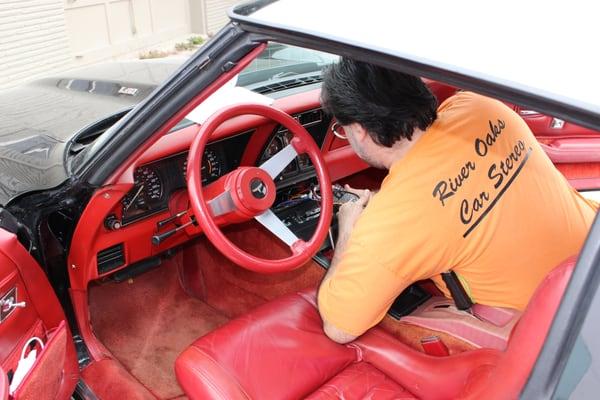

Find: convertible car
[1,1,599,399]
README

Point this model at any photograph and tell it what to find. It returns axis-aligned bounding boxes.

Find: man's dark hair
[321,58,438,147]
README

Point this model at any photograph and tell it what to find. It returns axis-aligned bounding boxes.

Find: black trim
[73,379,100,400]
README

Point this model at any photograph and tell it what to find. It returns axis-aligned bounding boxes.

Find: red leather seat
[175,257,575,400]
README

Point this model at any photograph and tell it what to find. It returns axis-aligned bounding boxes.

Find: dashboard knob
[104,215,122,231]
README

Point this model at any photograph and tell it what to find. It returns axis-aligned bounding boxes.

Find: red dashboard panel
[68,87,366,291]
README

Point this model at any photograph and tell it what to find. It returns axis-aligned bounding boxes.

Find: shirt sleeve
[318,242,411,337]
[317,180,449,337]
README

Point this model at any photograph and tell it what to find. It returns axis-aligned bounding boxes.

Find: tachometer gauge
[264,136,284,159]
[201,149,222,184]
[182,149,223,185]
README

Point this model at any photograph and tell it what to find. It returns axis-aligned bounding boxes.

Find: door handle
[0,287,26,323]
[1,298,26,311]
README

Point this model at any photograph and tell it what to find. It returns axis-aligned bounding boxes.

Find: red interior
[0,229,78,399]
[50,50,600,399]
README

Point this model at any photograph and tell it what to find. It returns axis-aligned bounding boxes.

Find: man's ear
[348,123,369,142]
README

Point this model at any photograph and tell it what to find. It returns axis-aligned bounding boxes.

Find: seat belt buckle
[421,336,450,357]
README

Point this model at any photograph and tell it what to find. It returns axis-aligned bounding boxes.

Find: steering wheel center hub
[250,178,268,199]
[231,167,276,216]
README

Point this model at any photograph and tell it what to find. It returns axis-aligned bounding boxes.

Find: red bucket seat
[175,257,575,399]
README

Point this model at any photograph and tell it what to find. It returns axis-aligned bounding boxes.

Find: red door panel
[0,228,78,399]
[516,108,600,190]
[0,365,7,400]
[424,80,600,190]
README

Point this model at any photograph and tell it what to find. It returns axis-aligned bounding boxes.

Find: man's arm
[318,186,372,344]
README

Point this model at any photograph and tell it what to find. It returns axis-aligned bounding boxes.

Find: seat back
[460,257,576,399]
[354,257,577,400]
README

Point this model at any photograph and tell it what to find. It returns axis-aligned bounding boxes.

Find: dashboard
[68,87,368,290]
[114,107,329,228]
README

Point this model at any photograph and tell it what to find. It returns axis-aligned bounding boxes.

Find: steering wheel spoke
[254,209,300,247]
[259,144,298,179]
[207,190,236,217]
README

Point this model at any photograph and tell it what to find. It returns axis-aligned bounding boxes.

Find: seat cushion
[176,291,356,400]
[175,290,415,400]
[305,362,416,400]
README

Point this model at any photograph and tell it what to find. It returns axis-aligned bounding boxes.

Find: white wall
[0,0,73,90]
[63,0,192,66]
[0,0,236,90]
[204,0,237,34]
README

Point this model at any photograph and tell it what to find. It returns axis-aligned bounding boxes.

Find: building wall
[0,0,235,90]
[204,0,237,34]
[63,0,191,66]
[0,0,73,90]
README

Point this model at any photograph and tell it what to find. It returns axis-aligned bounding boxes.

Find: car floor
[88,261,229,399]
[84,219,473,399]
[86,222,327,399]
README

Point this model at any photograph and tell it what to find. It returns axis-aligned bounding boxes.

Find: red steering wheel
[187,103,333,273]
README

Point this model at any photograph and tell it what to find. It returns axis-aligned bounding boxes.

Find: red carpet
[89,258,229,399]
[88,226,326,399]
[81,359,156,400]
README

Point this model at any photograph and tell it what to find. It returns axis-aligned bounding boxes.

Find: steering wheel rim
[187,103,333,273]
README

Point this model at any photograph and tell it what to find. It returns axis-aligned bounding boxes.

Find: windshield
[166,43,337,131]
[237,43,338,92]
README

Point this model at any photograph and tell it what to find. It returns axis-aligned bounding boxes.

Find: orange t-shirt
[318,91,598,336]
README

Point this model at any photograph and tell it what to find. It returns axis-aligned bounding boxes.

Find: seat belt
[441,271,474,311]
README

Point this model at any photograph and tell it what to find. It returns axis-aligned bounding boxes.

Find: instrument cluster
[119,132,250,225]
[258,108,326,185]
[114,108,329,227]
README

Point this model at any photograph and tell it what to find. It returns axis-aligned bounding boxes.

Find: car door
[0,225,78,399]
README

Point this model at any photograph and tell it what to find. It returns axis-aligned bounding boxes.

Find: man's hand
[337,185,372,234]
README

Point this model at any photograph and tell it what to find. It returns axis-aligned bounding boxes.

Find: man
[317,58,598,344]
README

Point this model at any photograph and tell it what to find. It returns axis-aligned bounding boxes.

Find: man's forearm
[320,227,352,288]
[317,188,371,343]
[317,227,359,343]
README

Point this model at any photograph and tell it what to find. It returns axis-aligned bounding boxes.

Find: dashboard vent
[97,243,125,275]
[254,76,323,95]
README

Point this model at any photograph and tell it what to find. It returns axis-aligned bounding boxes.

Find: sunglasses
[331,122,347,140]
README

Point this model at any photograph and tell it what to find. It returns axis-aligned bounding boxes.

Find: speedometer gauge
[138,167,163,200]
[121,166,163,221]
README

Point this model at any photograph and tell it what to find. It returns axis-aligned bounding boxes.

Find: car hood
[0,58,184,205]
